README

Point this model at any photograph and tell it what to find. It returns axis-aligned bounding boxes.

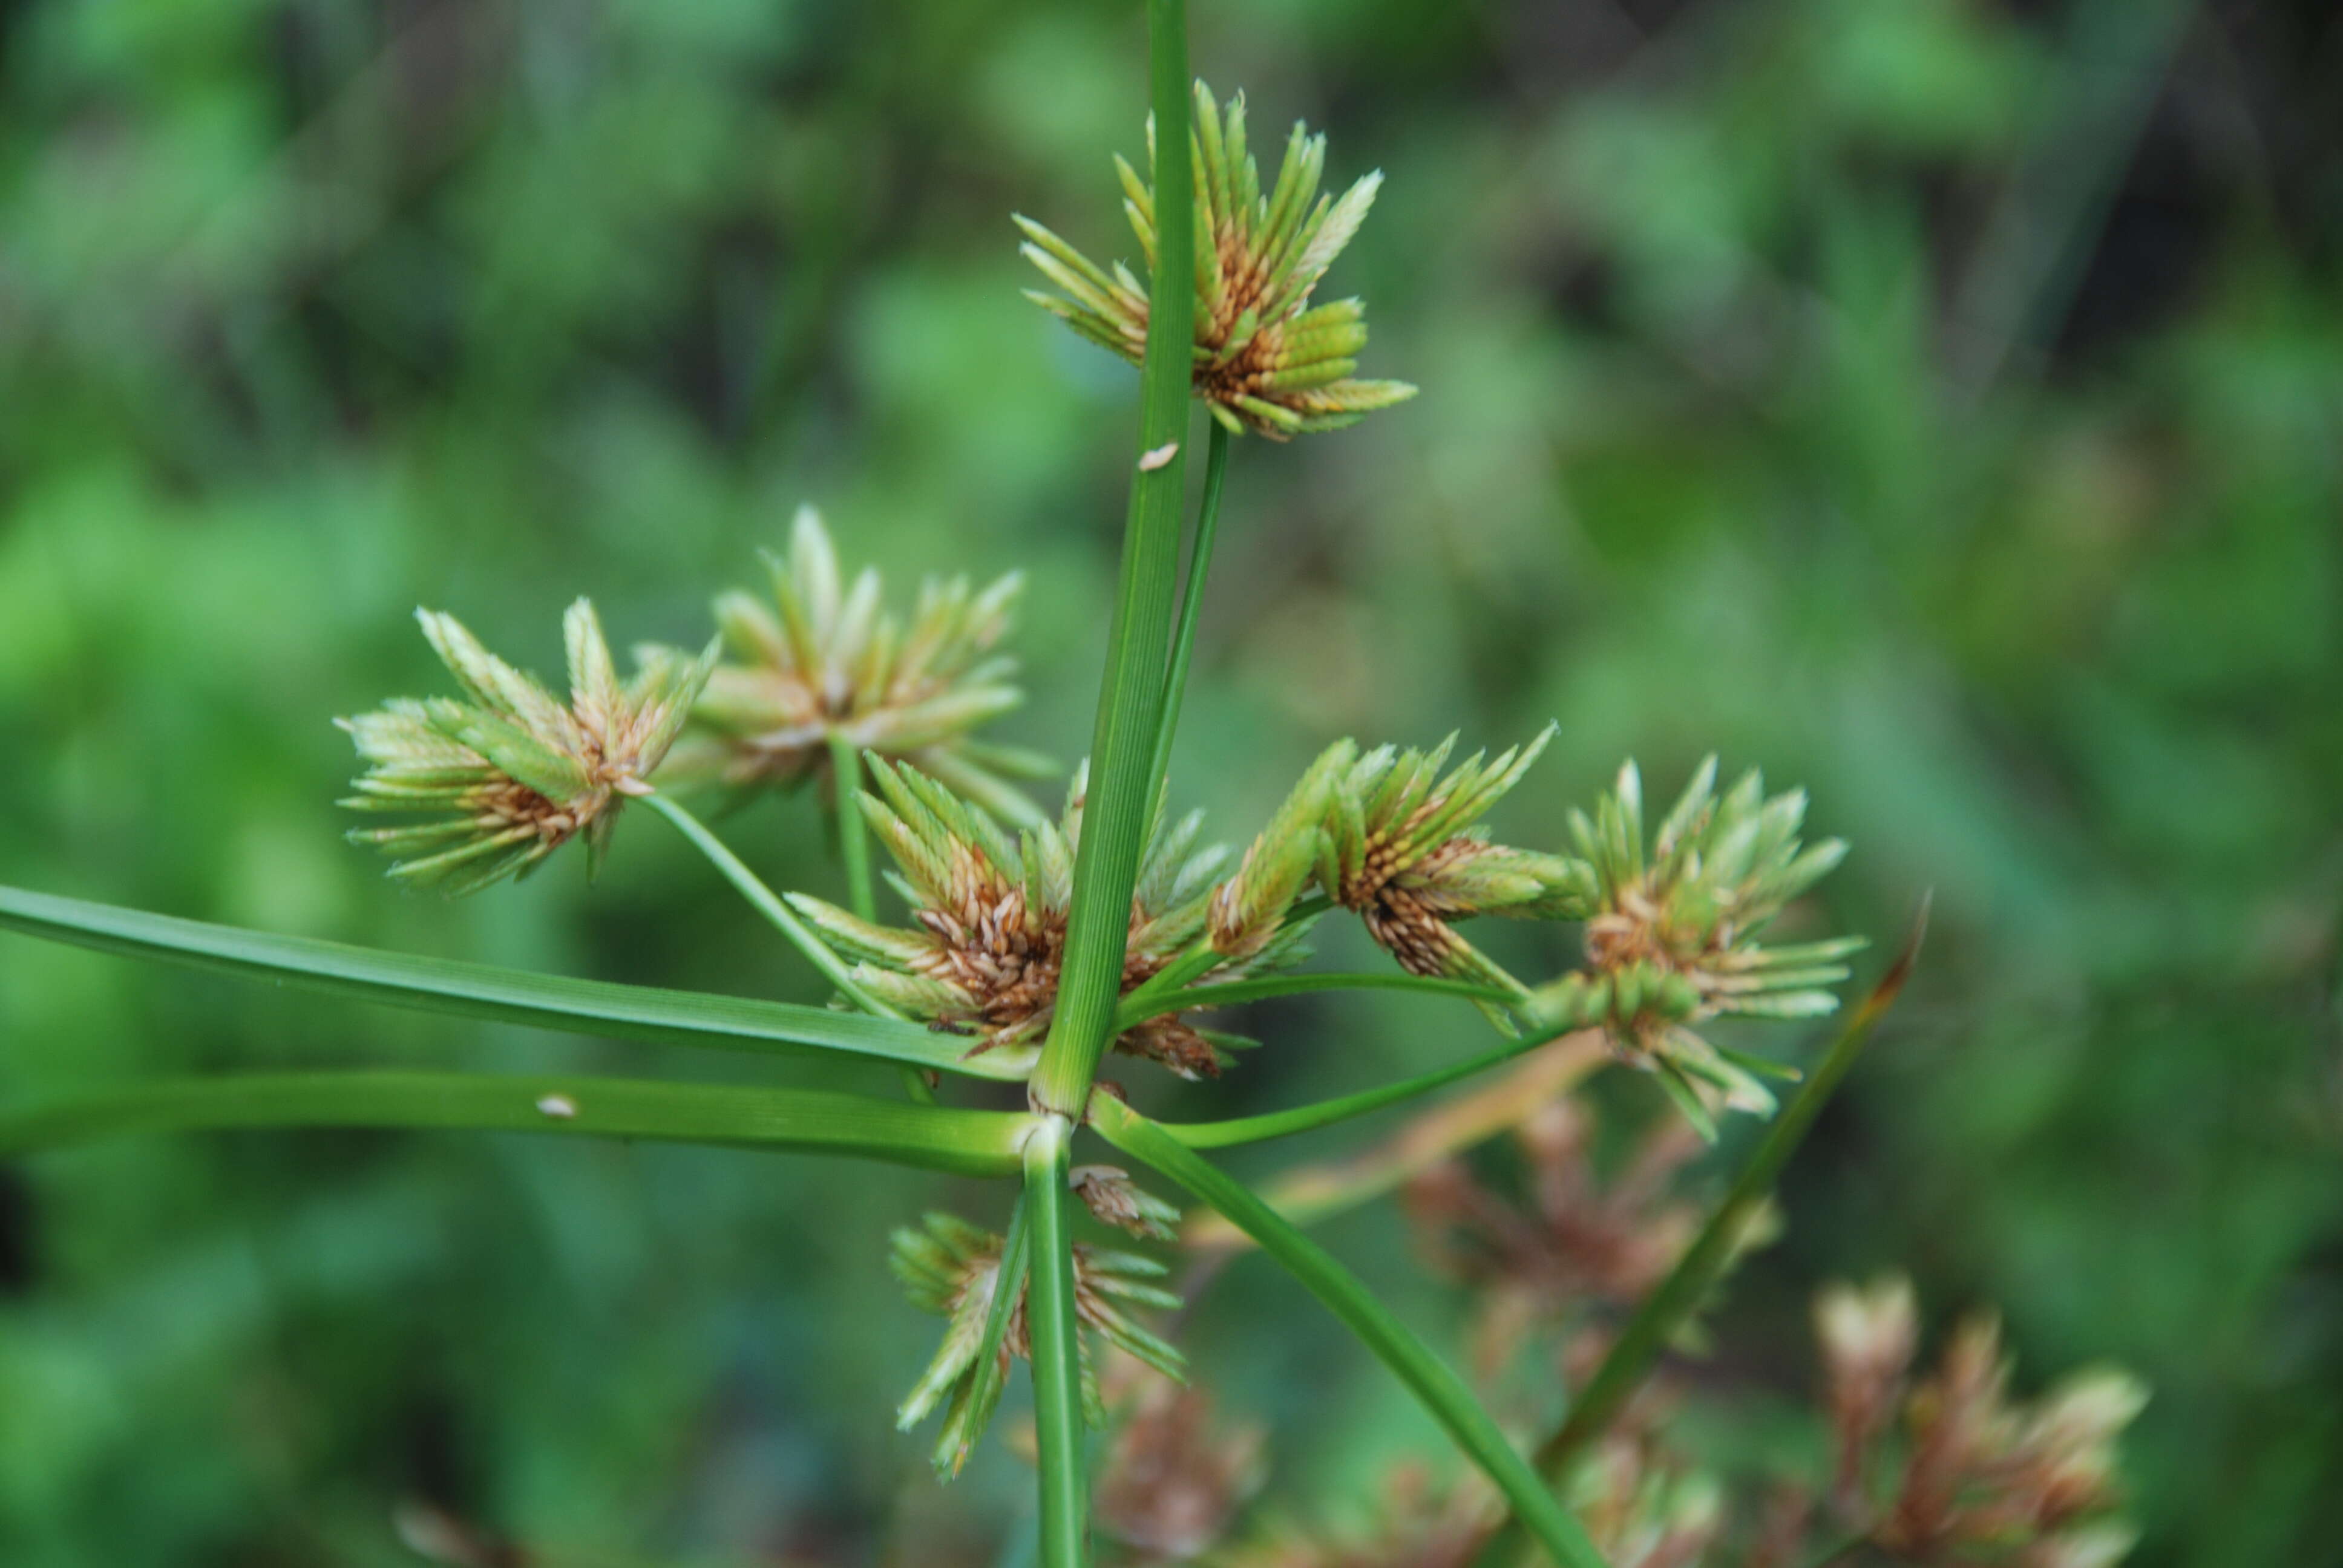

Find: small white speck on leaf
[536,1094,578,1119]
[1138,441,1180,472]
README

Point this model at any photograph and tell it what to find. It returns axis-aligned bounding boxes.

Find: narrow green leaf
[1092,1097,1610,1568]
[0,884,1025,1081]
[0,1072,1033,1175]
[1117,971,1518,1033]
[1151,1021,1570,1150]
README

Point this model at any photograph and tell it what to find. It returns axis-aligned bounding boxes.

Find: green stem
[1024,1115,1089,1568]
[1116,972,1515,1033]
[642,791,899,1021]
[1029,0,1195,1119]
[0,1072,1033,1175]
[827,736,936,1105]
[828,733,879,923]
[1093,1097,1607,1568]
[1472,909,1928,1568]
[1152,1022,1569,1149]
[1147,419,1231,791]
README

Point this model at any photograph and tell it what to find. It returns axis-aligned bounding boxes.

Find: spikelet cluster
[1406,1099,1705,1374]
[670,506,1049,825]
[1319,728,1591,993]
[339,601,715,894]
[1019,81,1416,439]
[786,762,1313,1080]
[1529,758,1858,1129]
[1093,1360,1266,1559]
[1805,1280,2145,1567]
[891,1210,1182,1477]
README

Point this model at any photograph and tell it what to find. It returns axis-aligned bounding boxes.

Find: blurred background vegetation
[0,0,2336,1563]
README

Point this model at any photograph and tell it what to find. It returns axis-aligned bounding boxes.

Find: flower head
[891,1210,1182,1476]
[1867,1312,2145,1565]
[785,760,1311,1080]
[671,505,1048,825]
[1018,80,1417,439]
[1321,728,1590,993]
[1815,1275,1920,1509]
[1529,757,1858,1128]
[1070,1165,1182,1242]
[1093,1361,1266,1559]
[339,601,715,894]
[1406,1099,1705,1374]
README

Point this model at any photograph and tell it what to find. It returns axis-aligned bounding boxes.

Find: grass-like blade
[1116,971,1517,1031]
[1153,1021,1574,1149]
[0,884,1024,1080]
[1092,1096,1612,1568]
[0,1071,1032,1175]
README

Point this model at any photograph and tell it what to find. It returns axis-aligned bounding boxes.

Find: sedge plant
[0,5,2146,1566]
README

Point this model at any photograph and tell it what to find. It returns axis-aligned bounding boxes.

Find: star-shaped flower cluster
[786,760,1314,1081]
[1020,81,1416,439]
[339,601,715,894]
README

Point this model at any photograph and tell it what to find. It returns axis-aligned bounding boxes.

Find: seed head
[786,761,1310,1080]
[891,1210,1183,1477]
[1209,739,1352,962]
[1322,727,1588,996]
[670,505,1049,825]
[1018,80,1417,439]
[1839,1305,2146,1566]
[1814,1275,1919,1510]
[338,600,715,894]
[1070,1165,1182,1242]
[1406,1099,1704,1374]
[1529,757,1859,1129]
[1093,1361,1266,1559]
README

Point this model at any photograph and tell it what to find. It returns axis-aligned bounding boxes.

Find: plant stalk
[1093,1096,1609,1568]
[1023,1114,1089,1567]
[642,792,899,1021]
[1148,419,1231,792]
[1029,0,1195,1119]
[1152,1022,1581,1149]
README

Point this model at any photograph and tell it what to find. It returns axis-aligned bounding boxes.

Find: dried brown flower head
[1094,1361,1267,1560]
[1070,1165,1182,1242]
[1407,1099,1704,1374]
[1815,1274,1919,1511]
[1798,1295,2147,1567]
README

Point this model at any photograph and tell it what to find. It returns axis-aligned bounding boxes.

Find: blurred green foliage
[1,0,2337,1563]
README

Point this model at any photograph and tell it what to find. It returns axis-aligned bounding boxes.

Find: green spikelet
[339,601,716,894]
[1532,757,1863,1134]
[1321,725,1588,996]
[670,505,1050,825]
[1018,80,1417,439]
